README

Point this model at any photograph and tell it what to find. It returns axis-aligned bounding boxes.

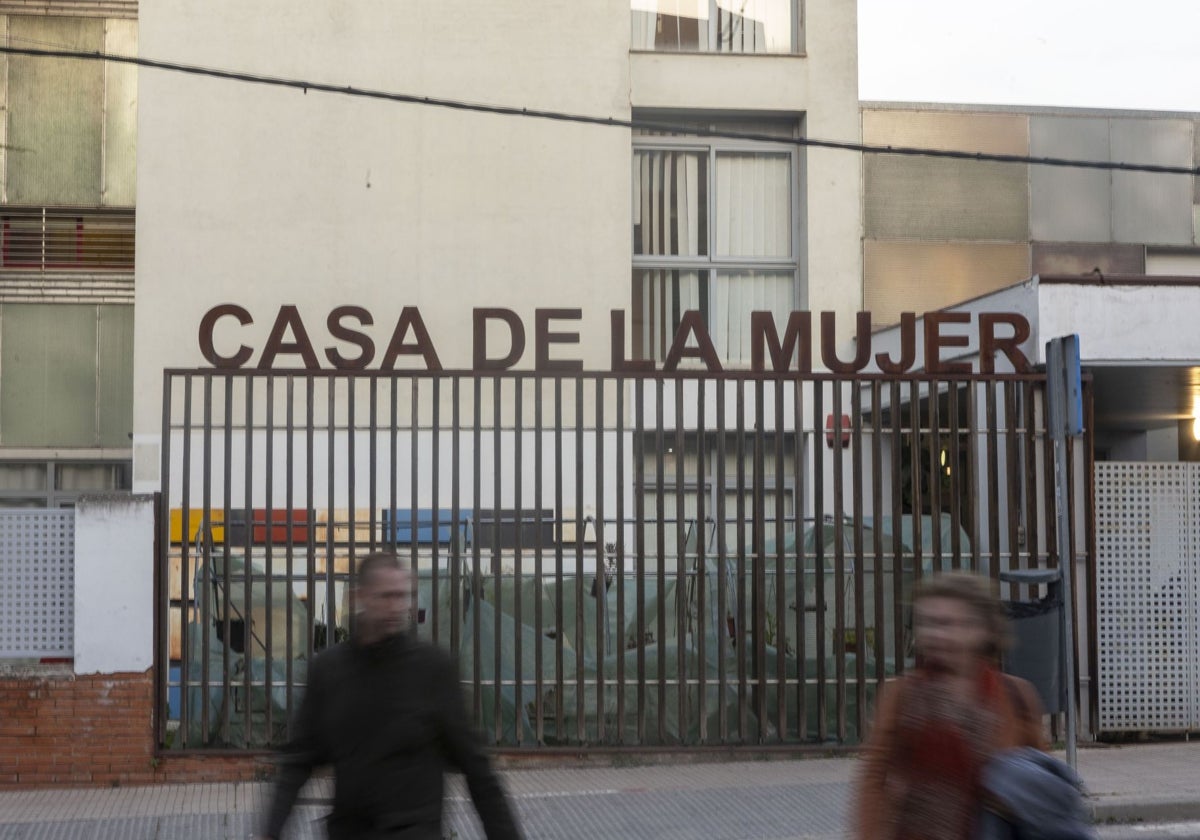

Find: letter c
[199,304,254,368]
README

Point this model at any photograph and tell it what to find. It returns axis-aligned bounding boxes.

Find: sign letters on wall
[197,305,1032,374]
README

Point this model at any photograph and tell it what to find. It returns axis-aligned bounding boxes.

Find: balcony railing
[1,207,135,273]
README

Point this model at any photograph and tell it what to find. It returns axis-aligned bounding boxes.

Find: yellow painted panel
[313,508,377,546]
[169,509,225,544]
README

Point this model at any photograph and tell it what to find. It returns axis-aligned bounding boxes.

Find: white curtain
[712,151,792,364]
[713,271,793,364]
[715,152,790,258]
[639,269,702,362]
[634,149,702,257]
[630,9,659,49]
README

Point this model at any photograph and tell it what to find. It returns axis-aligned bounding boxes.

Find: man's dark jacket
[263,632,520,840]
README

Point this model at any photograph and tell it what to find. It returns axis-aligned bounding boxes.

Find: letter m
[750,311,811,373]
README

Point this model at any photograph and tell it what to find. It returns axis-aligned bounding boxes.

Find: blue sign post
[1045,334,1082,769]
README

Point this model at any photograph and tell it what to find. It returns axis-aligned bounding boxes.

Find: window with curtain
[631,0,799,54]
[632,124,800,366]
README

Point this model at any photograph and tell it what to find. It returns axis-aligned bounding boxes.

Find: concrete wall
[74,495,155,675]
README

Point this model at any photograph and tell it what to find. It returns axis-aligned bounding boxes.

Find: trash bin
[999,568,1062,715]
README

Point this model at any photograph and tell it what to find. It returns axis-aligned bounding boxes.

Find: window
[632,122,800,365]
[0,460,131,508]
[631,0,799,54]
[1,208,135,271]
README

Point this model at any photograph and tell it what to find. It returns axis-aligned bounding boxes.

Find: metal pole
[1046,336,1080,770]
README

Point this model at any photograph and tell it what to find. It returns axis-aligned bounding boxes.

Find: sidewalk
[0,741,1195,839]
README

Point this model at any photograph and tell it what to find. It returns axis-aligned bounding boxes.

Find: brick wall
[0,669,266,788]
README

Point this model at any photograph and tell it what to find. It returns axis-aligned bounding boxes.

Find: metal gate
[1096,461,1200,733]
[156,369,1087,751]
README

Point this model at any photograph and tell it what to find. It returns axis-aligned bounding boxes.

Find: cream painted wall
[135,1,864,488]
[135,1,634,442]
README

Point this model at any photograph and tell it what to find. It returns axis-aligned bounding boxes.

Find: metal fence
[1096,461,1200,733]
[0,508,74,660]
[157,369,1088,750]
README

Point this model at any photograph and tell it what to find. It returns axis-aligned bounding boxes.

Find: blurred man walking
[260,552,520,840]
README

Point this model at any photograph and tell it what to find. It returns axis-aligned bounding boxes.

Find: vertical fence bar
[908,379,924,592]
[851,382,866,739]
[472,377,483,727]
[1004,381,1021,597]
[812,380,826,742]
[494,378,504,744]
[346,377,356,637]
[986,382,1001,586]
[285,376,296,734]
[179,375,193,746]
[654,378,666,743]
[451,377,462,659]
[794,377,807,740]
[158,373,173,749]
[948,381,963,570]
[889,380,903,674]
[432,379,441,647]
[200,373,213,745]
[753,379,767,742]
[1041,380,1059,581]
[715,382,728,743]
[220,376,234,745]
[513,378,524,746]
[831,381,846,742]
[634,377,646,744]
[412,378,421,627]
[616,377,627,743]
[242,376,254,748]
[554,378,565,740]
[1022,382,1041,587]
[695,377,707,744]
[870,381,886,689]
[534,377,545,745]
[264,375,275,742]
[673,377,687,742]
[927,379,943,575]
[735,379,748,741]
[368,379,378,563]
[965,381,981,574]
[575,378,586,743]
[595,376,606,744]
[324,379,336,650]
[773,379,786,740]
[305,377,316,666]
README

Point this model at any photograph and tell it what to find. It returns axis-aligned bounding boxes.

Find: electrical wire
[4,43,1198,176]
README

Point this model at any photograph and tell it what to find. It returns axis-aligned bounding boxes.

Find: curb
[1090,796,1200,825]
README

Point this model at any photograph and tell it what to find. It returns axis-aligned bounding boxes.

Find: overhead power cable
[5,44,1199,177]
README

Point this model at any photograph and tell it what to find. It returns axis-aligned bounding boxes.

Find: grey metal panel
[864,240,1031,327]
[97,304,133,447]
[7,17,104,205]
[864,155,1029,241]
[0,509,74,658]
[1194,120,1200,205]
[1031,242,1144,277]
[1029,116,1112,242]
[103,19,138,207]
[1111,118,1194,245]
[863,109,1029,155]
[0,303,98,446]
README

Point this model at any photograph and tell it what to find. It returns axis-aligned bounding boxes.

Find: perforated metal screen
[1096,462,1199,732]
[0,509,74,658]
